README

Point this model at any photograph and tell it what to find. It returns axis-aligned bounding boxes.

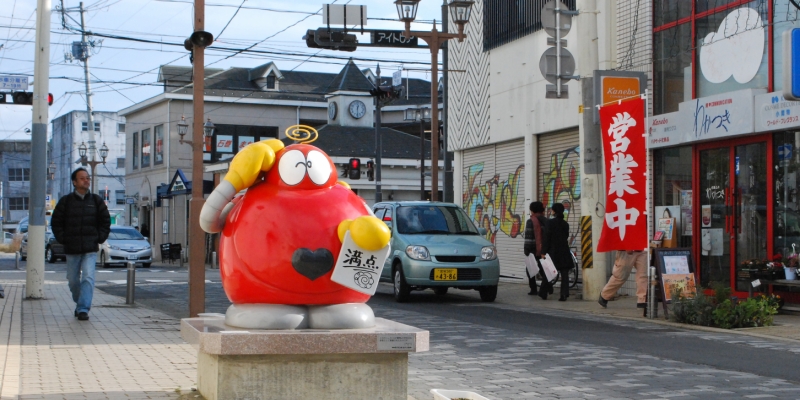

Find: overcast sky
[0,0,447,141]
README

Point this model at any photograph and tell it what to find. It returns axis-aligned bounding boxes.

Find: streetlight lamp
[394,0,473,202]
[177,116,215,146]
[405,107,431,200]
[77,141,109,194]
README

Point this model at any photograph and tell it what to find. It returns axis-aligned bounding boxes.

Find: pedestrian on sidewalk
[543,203,572,301]
[523,201,549,297]
[598,250,648,309]
[51,168,111,321]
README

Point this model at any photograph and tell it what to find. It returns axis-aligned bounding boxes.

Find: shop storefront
[651,88,800,300]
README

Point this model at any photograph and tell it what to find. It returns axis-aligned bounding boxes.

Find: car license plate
[433,268,457,281]
[127,255,137,260]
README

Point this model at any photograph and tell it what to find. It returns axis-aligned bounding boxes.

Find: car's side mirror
[478,227,487,236]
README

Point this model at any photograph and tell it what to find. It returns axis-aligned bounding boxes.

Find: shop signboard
[593,70,647,123]
[680,88,762,142]
[754,91,800,131]
[649,111,685,149]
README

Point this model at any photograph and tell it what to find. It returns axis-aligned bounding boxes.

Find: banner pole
[644,89,654,318]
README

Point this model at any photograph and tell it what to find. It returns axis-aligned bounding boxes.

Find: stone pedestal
[181,314,429,400]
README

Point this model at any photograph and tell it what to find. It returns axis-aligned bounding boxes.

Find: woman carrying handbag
[543,202,573,301]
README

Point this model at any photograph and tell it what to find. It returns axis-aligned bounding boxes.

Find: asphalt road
[5,255,800,399]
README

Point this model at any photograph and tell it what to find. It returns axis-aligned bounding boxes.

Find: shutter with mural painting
[538,131,582,265]
[462,139,526,281]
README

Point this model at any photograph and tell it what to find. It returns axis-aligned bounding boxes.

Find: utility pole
[189,0,208,317]
[577,0,607,300]
[27,0,52,299]
[441,0,452,203]
[374,65,383,204]
[79,2,99,193]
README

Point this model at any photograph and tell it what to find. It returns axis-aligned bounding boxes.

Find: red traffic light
[349,158,361,169]
[47,93,53,106]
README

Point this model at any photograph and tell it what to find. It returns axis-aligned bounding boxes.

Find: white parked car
[98,226,152,268]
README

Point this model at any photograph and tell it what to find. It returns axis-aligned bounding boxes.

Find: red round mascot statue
[200,126,390,329]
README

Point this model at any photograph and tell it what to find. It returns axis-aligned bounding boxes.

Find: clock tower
[324,59,375,128]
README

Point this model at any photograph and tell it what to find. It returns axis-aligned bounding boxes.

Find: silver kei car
[98,226,152,268]
[372,201,500,303]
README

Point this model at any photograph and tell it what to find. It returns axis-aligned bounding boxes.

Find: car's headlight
[110,245,120,250]
[481,246,497,260]
[405,245,430,261]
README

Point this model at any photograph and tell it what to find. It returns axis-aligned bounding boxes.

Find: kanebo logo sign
[699,7,764,84]
[607,87,637,96]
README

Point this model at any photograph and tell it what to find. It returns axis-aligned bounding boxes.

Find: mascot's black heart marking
[291,248,334,281]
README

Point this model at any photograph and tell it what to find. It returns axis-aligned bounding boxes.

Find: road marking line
[145,280,173,283]
[106,280,129,285]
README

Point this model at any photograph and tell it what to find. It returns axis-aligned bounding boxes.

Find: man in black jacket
[51,168,111,321]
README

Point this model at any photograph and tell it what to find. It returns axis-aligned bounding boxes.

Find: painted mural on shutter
[462,140,526,281]
[538,131,582,265]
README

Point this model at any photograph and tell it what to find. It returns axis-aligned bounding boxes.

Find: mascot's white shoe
[308,303,375,329]
[225,304,309,329]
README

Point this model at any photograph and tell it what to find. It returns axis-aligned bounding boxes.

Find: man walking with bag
[51,168,111,321]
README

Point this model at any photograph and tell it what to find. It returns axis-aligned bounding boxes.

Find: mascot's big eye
[305,150,332,185]
[278,150,307,186]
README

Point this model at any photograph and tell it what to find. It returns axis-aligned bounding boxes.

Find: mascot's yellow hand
[338,216,390,251]
[224,139,285,192]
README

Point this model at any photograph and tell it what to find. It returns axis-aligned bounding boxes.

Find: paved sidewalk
[492,284,800,343]
[0,280,198,399]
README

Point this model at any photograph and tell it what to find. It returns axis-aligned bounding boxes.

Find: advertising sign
[649,111,685,149]
[216,135,234,153]
[755,91,800,131]
[593,70,647,123]
[597,98,648,251]
[681,88,761,141]
[0,75,28,91]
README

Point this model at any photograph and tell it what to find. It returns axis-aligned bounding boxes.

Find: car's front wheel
[99,251,107,268]
[46,247,56,263]
[393,265,410,303]
[479,285,497,302]
[433,287,448,295]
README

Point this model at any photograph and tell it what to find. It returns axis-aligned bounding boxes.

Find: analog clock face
[328,102,337,120]
[349,100,366,119]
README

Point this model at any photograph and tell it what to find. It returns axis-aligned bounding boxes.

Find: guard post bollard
[180,249,184,269]
[648,266,656,320]
[126,261,135,304]
[212,251,217,269]
[15,252,19,270]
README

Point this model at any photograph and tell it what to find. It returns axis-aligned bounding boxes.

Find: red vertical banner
[598,98,648,252]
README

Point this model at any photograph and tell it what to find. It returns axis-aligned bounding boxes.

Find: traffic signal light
[0,92,53,105]
[348,158,361,180]
[369,85,402,104]
[366,160,374,181]
[304,29,357,52]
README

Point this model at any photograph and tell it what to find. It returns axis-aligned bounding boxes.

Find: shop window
[774,131,800,259]
[8,168,30,182]
[133,132,139,169]
[115,189,126,205]
[772,0,800,91]
[653,146,693,247]
[654,23,692,114]
[154,124,164,165]
[654,0,691,27]
[695,3,769,98]
[9,198,28,211]
[142,128,151,168]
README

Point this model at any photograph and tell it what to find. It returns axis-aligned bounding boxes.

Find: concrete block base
[181,315,429,400]
[198,352,408,400]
